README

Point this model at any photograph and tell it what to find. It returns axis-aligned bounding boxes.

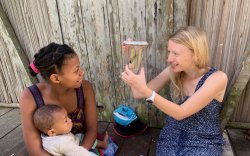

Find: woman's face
[167,40,196,72]
[52,108,72,135]
[57,55,84,88]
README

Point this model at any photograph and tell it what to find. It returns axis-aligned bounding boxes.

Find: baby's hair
[33,105,64,134]
[29,42,76,79]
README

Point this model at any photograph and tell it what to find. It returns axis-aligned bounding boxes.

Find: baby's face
[52,108,72,135]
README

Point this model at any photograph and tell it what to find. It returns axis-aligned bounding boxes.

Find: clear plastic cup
[123,41,148,74]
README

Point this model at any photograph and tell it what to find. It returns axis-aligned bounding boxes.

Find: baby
[33,105,108,156]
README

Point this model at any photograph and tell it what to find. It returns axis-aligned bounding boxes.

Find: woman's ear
[47,129,57,136]
[193,54,199,66]
[50,74,60,84]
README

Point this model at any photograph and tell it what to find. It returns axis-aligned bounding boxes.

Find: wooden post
[220,47,250,130]
[0,103,19,108]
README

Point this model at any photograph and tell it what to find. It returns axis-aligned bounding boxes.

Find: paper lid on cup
[123,41,148,46]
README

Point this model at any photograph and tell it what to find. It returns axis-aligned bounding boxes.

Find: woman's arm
[122,67,228,120]
[147,66,171,92]
[19,88,51,156]
[80,80,97,150]
[153,71,228,120]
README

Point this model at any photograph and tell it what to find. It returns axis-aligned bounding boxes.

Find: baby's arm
[61,142,97,156]
[59,134,97,156]
[62,144,95,156]
[42,134,97,156]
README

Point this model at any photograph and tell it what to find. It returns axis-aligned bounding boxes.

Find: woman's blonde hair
[168,26,210,103]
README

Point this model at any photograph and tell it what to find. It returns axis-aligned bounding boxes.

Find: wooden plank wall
[231,58,250,124]
[188,0,250,125]
[0,0,249,127]
[220,51,250,129]
[53,0,175,126]
[0,0,178,127]
[0,4,33,106]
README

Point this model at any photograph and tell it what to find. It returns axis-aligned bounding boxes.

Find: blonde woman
[121,26,228,155]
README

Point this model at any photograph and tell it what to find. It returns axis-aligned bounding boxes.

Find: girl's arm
[19,88,51,156]
[80,80,97,150]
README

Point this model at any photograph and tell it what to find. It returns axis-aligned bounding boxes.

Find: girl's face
[167,40,196,72]
[52,108,72,135]
[57,55,84,88]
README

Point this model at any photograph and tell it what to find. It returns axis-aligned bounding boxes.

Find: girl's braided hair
[29,42,76,79]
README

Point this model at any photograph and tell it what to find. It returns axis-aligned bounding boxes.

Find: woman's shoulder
[206,67,228,85]
[79,80,94,95]
[81,80,93,90]
[19,85,37,112]
[82,80,92,86]
[19,86,33,103]
[80,80,95,99]
[211,68,228,80]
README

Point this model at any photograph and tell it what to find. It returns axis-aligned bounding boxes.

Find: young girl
[19,43,107,155]
[121,26,228,155]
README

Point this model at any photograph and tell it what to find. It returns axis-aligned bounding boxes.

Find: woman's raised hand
[121,65,149,99]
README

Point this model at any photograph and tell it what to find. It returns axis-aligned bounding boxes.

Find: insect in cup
[123,41,148,74]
